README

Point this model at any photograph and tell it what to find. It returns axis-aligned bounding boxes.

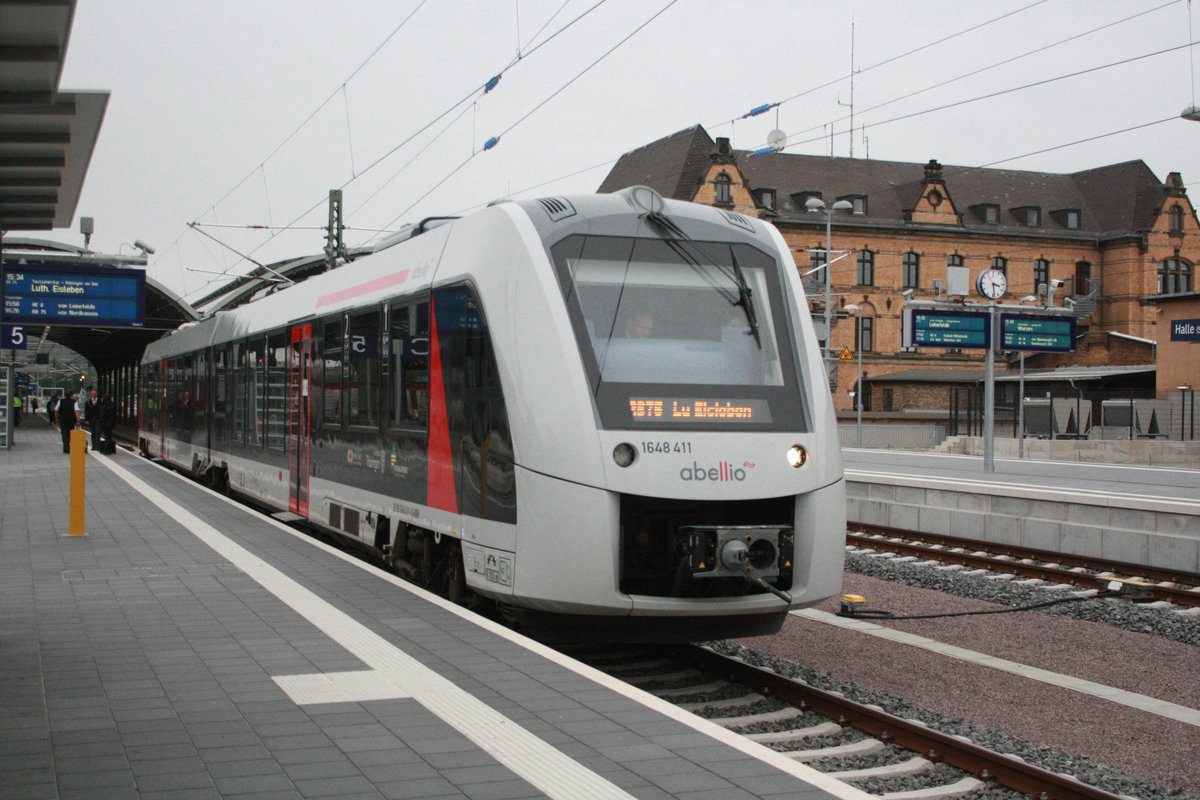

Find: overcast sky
[49,0,1200,302]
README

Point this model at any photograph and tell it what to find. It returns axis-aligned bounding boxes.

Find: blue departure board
[907,309,991,349]
[1000,313,1076,352]
[2,264,146,328]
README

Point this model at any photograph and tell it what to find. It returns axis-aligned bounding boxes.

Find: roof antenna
[1185,1,1200,121]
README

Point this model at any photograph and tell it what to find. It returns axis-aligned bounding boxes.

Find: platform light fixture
[806,197,853,382]
[844,303,865,447]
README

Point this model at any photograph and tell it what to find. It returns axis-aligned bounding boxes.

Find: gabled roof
[597,125,714,201]
[599,125,1173,240]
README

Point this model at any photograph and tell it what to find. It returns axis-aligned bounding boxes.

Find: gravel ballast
[721,550,1200,799]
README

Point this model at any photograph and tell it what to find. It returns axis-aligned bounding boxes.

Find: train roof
[143,188,780,363]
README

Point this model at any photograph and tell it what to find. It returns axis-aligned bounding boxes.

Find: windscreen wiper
[644,209,762,349]
[730,249,761,349]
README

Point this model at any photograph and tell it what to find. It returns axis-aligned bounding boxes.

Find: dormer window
[1051,208,1081,229]
[840,194,868,215]
[754,188,776,210]
[1013,206,1041,227]
[970,204,1000,224]
[714,172,733,205]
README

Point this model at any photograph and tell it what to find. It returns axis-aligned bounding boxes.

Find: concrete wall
[846,472,1200,573]
[937,435,1200,467]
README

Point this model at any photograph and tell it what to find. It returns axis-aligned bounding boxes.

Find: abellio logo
[679,461,753,482]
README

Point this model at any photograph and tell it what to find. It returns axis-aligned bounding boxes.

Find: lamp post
[805,197,853,384]
[1179,384,1194,441]
[845,304,864,447]
[1016,295,1037,459]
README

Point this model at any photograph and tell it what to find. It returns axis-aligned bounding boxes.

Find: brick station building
[598,125,1199,412]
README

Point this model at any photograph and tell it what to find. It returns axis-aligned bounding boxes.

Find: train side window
[231,342,246,443]
[265,332,287,450]
[347,310,382,428]
[245,337,263,446]
[322,318,344,427]
[388,300,429,427]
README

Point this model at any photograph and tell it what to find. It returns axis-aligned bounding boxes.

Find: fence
[950,387,1199,442]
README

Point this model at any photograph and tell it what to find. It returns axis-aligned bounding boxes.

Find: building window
[857,249,875,286]
[841,195,867,215]
[1014,206,1041,227]
[882,388,895,412]
[755,188,776,210]
[1053,208,1081,229]
[809,247,826,272]
[857,316,874,352]
[1074,261,1092,295]
[1033,258,1050,290]
[992,256,1007,275]
[1170,205,1185,234]
[1158,258,1193,294]
[947,253,963,267]
[902,252,920,288]
[714,172,732,205]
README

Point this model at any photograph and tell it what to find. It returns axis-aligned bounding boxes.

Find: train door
[288,324,313,516]
[157,358,168,459]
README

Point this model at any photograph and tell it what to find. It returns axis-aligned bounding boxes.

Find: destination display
[905,309,990,349]
[629,397,771,423]
[2,264,146,328]
[1000,313,1076,352]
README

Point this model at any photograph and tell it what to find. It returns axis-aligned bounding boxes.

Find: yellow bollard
[69,429,86,536]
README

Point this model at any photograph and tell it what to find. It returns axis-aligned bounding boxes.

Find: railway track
[568,644,1130,800]
[847,522,1200,608]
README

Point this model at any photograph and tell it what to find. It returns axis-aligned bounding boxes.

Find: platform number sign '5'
[1,325,27,350]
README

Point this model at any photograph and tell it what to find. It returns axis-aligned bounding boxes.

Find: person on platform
[58,391,82,454]
[12,394,21,427]
[96,394,118,454]
[46,394,58,426]
[83,387,101,449]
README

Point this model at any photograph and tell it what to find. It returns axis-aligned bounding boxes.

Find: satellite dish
[767,129,787,151]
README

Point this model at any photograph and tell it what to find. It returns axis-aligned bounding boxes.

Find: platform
[0,420,861,800]
[842,449,1200,573]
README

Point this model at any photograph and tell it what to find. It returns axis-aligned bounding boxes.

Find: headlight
[613,443,637,467]
[787,444,808,468]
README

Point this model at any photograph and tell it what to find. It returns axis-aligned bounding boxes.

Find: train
[138,186,846,642]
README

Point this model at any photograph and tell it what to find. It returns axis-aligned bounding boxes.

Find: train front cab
[492,200,846,642]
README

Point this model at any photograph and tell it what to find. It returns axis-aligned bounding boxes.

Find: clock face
[977,269,1007,299]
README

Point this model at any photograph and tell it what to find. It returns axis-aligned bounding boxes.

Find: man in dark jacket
[59,391,80,454]
[83,387,100,449]
[97,395,118,454]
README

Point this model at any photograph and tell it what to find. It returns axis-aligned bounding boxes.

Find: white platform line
[793,608,1200,727]
[96,452,872,800]
[97,456,639,800]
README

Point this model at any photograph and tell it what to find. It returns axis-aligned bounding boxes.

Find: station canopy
[1,1,196,374]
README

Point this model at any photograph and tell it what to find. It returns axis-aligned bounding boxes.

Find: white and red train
[139,186,846,641]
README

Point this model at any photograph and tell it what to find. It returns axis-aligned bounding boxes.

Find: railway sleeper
[788,737,886,762]
[623,669,704,687]
[711,706,807,728]
[677,692,766,711]
[648,681,728,698]
[745,721,843,742]
[829,755,934,780]
[874,775,987,800]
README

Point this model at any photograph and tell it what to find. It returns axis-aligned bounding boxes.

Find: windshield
[551,234,808,431]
